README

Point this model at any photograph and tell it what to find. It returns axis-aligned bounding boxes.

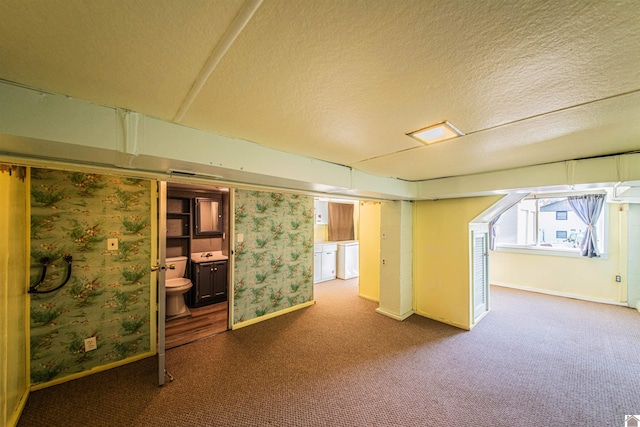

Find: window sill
[493,244,607,259]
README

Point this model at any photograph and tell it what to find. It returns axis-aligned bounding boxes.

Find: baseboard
[30,351,156,391]
[470,309,490,329]
[358,293,379,303]
[7,388,29,427]
[492,282,627,306]
[413,310,471,331]
[232,300,316,330]
[375,307,414,321]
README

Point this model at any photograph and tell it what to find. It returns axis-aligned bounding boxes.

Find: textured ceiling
[1,0,639,181]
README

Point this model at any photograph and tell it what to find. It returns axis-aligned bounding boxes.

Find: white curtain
[567,194,605,258]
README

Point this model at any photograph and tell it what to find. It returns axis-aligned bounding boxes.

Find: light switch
[107,238,118,251]
[237,233,244,243]
[381,232,387,239]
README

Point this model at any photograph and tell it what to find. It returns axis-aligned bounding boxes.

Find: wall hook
[29,254,73,294]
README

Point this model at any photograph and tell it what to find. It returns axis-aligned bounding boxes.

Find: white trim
[492,282,627,306]
[470,309,490,329]
[523,189,608,198]
[375,308,414,321]
[493,244,585,258]
[412,309,470,330]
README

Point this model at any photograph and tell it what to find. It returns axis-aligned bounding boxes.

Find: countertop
[191,251,228,262]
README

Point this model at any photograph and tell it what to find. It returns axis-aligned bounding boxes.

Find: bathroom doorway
[163,182,231,349]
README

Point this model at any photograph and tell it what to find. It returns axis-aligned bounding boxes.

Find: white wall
[377,201,413,320]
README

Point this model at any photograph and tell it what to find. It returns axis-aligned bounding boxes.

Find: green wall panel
[29,169,152,385]
[233,190,314,323]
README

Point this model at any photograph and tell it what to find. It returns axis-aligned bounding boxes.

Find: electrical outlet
[107,238,118,251]
[84,336,97,352]
[616,275,622,283]
[382,259,386,265]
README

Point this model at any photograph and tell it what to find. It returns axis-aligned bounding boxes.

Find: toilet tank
[166,256,187,279]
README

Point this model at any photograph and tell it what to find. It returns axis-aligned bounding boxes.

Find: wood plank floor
[165,301,228,349]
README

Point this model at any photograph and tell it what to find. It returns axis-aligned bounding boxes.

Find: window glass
[495,196,605,253]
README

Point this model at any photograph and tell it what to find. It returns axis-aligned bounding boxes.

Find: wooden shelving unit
[166,197,191,258]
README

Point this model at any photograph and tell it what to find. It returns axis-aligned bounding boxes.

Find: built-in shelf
[167,196,191,257]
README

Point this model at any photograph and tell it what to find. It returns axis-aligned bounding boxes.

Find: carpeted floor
[18,280,640,426]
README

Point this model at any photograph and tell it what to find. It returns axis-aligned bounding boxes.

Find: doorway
[163,182,231,349]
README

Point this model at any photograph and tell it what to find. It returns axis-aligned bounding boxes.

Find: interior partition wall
[0,166,29,427]
[628,204,640,309]
[28,167,157,389]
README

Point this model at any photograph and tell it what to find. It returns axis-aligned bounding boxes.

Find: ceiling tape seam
[356,87,640,166]
[174,0,264,122]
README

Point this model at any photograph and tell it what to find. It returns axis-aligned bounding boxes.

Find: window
[556,230,567,240]
[494,196,606,254]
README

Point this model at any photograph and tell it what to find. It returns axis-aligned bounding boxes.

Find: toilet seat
[166,278,192,288]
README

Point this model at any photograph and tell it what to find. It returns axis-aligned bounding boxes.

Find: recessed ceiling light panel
[407,121,464,145]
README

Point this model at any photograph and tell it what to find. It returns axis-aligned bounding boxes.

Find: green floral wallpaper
[29,169,152,385]
[234,190,314,323]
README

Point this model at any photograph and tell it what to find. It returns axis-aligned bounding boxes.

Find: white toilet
[165,256,193,317]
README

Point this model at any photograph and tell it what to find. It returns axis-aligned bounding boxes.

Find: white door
[156,182,167,386]
[472,232,489,320]
[321,250,335,280]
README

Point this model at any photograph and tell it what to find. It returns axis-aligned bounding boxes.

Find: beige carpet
[18,280,640,426]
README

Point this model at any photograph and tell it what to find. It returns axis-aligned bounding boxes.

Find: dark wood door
[193,262,214,306]
[212,261,228,300]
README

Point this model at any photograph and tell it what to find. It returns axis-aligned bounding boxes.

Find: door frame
[469,224,490,326]
[156,181,167,386]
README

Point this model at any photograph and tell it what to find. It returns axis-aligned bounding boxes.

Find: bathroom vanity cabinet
[190,260,228,307]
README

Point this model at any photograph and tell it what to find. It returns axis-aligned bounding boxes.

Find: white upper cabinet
[314,200,328,224]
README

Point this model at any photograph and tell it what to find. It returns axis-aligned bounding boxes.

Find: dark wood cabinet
[194,196,224,236]
[211,260,228,300]
[190,260,227,307]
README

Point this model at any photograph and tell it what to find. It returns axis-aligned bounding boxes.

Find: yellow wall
[314,224,327,241]
[0,167,29,426]
[358,201,381,301]
[490,203,626,303]
[414,196,500,330]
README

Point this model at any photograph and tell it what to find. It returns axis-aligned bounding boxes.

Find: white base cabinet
[314,242,337,283]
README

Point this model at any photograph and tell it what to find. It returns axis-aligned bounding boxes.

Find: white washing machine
[337,240,359,279]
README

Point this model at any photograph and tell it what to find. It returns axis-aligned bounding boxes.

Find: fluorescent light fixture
[407,121,464,145]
